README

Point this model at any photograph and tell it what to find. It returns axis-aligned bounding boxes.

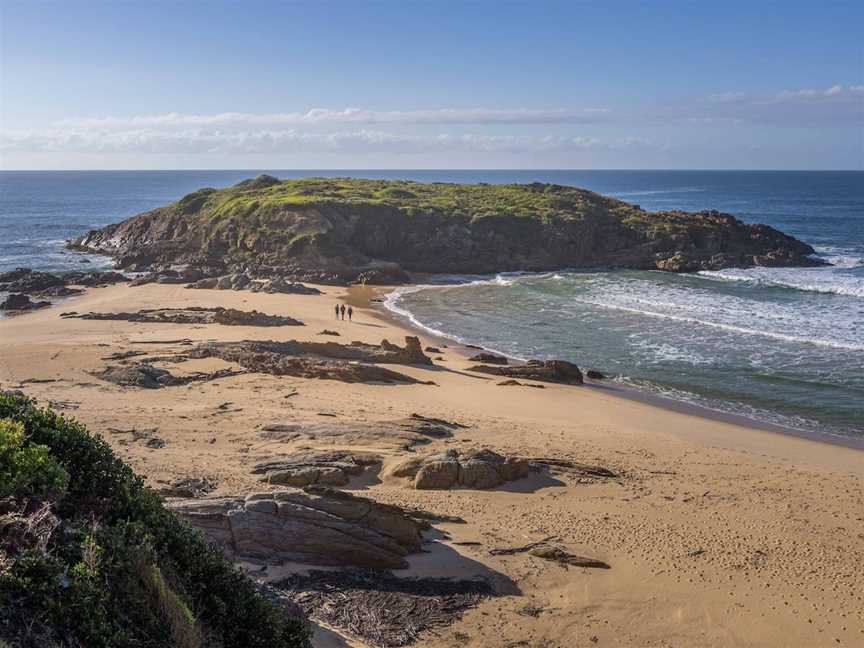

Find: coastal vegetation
[0,391,310,648]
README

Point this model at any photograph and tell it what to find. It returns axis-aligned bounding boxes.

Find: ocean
[1,170,862,441]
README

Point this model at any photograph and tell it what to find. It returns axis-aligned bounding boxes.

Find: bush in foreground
[0,391,310,648]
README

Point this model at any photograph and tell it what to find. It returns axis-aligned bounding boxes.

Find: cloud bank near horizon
[1,85,859,166]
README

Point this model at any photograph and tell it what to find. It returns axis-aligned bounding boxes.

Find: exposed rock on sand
[258,415,459,450]
[69,306,304,327]
[0,293,51,311]
[166,485,428,568]
[252,450,382,486]
[468,352,509,365]
[183,336,435,384]
[470,359,584,385]
[189,335,431,366]
[92,363,242,388]
[390,448,530,490]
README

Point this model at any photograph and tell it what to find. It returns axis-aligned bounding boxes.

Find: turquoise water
[1,170,862,440]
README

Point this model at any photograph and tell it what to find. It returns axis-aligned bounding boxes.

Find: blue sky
[1,0,862,169]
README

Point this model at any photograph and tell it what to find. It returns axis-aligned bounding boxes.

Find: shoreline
[354,282,864,454]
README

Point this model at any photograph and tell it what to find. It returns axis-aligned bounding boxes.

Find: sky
[0,0,862,170]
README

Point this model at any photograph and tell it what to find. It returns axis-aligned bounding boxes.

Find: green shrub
[0,418,68,499]
[0,392,311,648]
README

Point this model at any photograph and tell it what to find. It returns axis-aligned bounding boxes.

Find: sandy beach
[1,282,862,648]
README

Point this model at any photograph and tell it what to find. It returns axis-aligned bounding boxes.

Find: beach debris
[68,306,304,327]
[389,448,530,490]
[252,450,382,487]
[468,352,508,365]
[529,458,618,479]
[318,329,340,336]
[424,346,441,353]
[469,359,583,385]
[528,545,610,569]
[490,538,610,569]
[277,569,494,647]
[497,379,522,386]
[166,485,429,569]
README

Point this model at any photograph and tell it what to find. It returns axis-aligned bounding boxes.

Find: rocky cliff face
[70,176,821,283]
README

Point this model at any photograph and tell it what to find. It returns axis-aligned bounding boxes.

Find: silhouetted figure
[334,304,340,319]
[347,306,353,322]
[340,304,346,320]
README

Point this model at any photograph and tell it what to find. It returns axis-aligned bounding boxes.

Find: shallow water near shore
[2,169,862,440]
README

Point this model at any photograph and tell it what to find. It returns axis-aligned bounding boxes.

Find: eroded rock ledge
[469,359,584,385]
[166,486,429,569]
[67,306,304,327]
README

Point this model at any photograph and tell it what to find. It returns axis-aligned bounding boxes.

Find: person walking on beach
[347,306,353,322]
[340,304,346,320]
[334,304,340,320]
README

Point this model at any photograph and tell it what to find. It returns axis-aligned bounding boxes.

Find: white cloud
[0,128,660,155]
[53,107,612,130]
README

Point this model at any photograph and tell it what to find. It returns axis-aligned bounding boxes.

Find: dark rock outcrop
[468,352,508,365]
[389,448,530,490]
[61,270,129,286]
[70,306,303,327]
[69,178,822,282]
[166,486,428,568]
[0,293,51,311]
[0,268,65,293]
[0,268,129,297]
[469,359,584,385]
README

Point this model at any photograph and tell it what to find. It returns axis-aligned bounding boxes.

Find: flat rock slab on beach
[258,415,460,450]
[67,306,304,327]
[167,485,429,569]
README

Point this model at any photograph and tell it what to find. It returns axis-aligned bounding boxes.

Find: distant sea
[1,170,862,441]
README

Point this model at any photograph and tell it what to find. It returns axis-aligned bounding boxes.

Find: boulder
[0,293,51,311]
[391,448,530,490]
[586,370,605,380]
[166,486,428,568]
